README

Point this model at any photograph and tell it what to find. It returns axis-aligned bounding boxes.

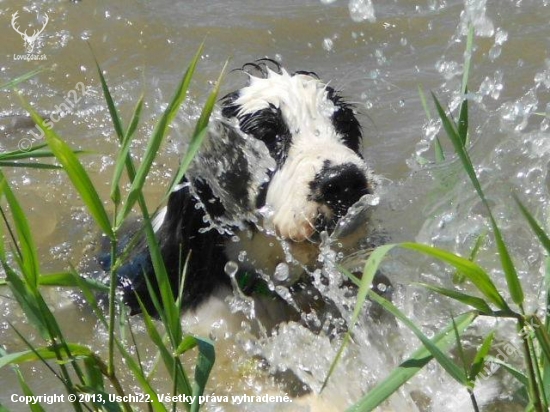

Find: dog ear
[187,121,276,227]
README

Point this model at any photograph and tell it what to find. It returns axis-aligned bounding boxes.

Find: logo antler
[11,11,49,53]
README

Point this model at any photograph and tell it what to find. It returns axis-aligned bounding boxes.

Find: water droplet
[238,251,247,262]
[541,118,549,132]
[224,261,239,277]
[322,38,334,52]
[348,0,376,22]
[495,28,508,45]
[489,45,501,61]
[80,30,92,41]
[274,262,290,282]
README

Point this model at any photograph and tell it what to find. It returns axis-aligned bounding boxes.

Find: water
[1,0,550,411]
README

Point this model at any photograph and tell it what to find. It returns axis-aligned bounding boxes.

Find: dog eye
[240,105,290,149]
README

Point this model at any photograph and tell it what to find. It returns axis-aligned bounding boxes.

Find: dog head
[189,60,373,247]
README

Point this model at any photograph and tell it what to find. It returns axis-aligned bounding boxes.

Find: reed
[340,24,550,412]
[2,27,549,412]
[0,47,224,412]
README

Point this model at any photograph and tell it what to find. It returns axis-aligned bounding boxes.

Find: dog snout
[313,163,370,216]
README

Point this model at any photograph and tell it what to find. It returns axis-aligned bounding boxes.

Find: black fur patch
[95,62,371,318]
[326,87,363,154]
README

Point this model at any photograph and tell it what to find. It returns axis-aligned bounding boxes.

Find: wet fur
[97,60,375,321]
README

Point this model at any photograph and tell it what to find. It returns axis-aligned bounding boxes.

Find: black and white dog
[99,60,376,324]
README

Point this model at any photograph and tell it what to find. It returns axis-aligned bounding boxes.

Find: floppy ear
[187,120,276,227]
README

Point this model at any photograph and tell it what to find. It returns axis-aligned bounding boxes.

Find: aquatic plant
[2,20,549,412]
[0,45,225,412]
[338,25,550,412]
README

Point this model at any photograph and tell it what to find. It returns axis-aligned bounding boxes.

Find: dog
[97,59,377,327]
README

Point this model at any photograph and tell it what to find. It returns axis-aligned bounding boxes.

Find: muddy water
[1,0,550,411]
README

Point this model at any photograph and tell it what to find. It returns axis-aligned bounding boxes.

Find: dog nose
[315,163,370,215]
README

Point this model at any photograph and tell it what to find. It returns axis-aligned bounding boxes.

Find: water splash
[348,0,376,23]
[322,38,334,52]
[458,0,494,38]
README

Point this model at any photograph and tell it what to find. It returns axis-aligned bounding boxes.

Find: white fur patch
[264,142,367,241]
[234,68,369,241]
[234,68,336,135]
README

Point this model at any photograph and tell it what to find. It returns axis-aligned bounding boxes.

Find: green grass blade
[93,54,142,211]
[323,244,396,390]
[173,335,216,412]
[491,225,524,307]
[190,337,215,412]
[0,143,64,160]
[68,268,108,327]
[14,367,47,412]
[175,335,200,355]
[543,258,550,399]
[136,292,192,398]
[0,212,5,263]
[458,25,474,146]
[172,335,218,411]
[469,330,495,381]
[19,98,115,240]
[461,24,474,97]
[168,60,228,194]
[417,282,493,315]
[454,231,487,284]
[92,55,124,141]
[418,84,432,121]
[418,84,445,163]
[1,67,46,90]
[434,137,445,163]
[143,222,182,344]
[0,171,40,287]
[175,252,191,312]
[451,314,469,378]
[432,93,524,307]
[7,282,88,386]
[347,311,477,412]
[83,356,105,394]
[37,271,108,291]
[110,95,144,205]
[117,44,204,223]
[457,87,469,147]
[486,355,528,386]
[530,316,550,366]
[1,345,50,412]
[1,263,49,339]
[131,53,228,348]
[0,162,62,169]
[0,343,93,368]
[402,242,510,311]
[369,291,469,386]
[113,339,168,412]
[514,194,550,255]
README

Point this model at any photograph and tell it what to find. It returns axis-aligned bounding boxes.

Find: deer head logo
[11,11,49,54]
